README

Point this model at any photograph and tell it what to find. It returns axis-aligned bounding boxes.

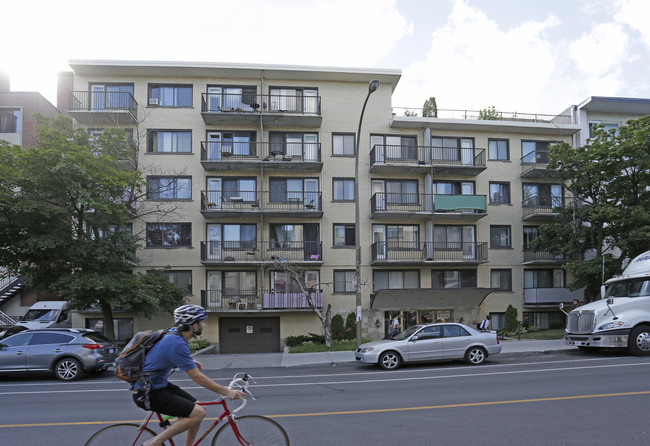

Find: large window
[523,184,563,207]
[269,87,319,114]
[206,224,257,254]
[86,318,133,343]
[147,177,191,200]
[488,139,509,160]
[146,223,191,247]
[149,84,192,107]
[521,141,555,163]
[491,269,512,291]
[333,224,355,247]
[333,133,355,156]
[489,182,510,204]
[334,270,355,293]
[271,270,319,292]
[89,83,134,110]
[524,269,564,288]
[373,270,419,291]
[490,225,511,248]
[165,270,192,294]
[432,270,477,288]
[148,130,192,153]
[372,180,418,204]
[0,108,21,133]
[269,132,318,160]
[370,135,417,161]
[333,179,355,201]
[523,226,540,249]
[430,137,475,164]
[270,178,319,205]
[432,181,474,195]
[206,85,257,111]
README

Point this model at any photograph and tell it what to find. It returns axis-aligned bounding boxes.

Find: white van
[16,301,72,330]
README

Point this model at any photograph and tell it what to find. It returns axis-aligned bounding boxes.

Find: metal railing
[201,190,322,212]
[522,195,573,218]
[201,93,321,115]
[370,145,486,168]
[200,241,322,262]
[200,141,321,162]
[523,249,579,263]
[201,289,323,311]
[371,241,488,262]
[370,193,487,215]
[393,107,573,124]
[68,91,137,116]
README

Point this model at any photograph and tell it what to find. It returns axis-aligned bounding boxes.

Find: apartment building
[58,60,584,353]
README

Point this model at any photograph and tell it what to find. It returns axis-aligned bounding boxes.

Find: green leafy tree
[0,115,186,340]
[504,305,518,332]
[422,97,437,118]
[331,314,345,341]
[478,106,500,120]
[532,117,650,301]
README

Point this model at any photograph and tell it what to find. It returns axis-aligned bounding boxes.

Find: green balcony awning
[434,194,486,211]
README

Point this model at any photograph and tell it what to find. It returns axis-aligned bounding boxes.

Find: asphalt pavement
[193,338,576,370]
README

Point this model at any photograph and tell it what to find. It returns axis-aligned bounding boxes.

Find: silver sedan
[355,323,502,370]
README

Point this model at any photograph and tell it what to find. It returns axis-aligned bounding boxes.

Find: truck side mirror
[559,303,564,309]
[607,297,614,306]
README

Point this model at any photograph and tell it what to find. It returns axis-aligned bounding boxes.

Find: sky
[4,0,650,115]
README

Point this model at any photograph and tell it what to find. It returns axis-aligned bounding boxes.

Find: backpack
[115,329,170,383]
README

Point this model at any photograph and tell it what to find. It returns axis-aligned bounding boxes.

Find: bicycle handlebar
[218,372,256,414]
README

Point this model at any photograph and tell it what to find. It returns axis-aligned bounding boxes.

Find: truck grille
[567,311,596,333]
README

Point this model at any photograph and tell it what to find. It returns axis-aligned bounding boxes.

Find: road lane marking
[2,390,650,428]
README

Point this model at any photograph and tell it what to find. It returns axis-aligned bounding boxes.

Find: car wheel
[378,351,401,370]
[465,346,487,365]
[628,325,650,356]
[55,358,83,381]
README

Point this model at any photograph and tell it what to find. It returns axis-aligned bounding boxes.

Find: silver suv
[0,328,118,381]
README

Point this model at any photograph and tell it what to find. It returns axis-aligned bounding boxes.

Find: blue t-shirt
[136,328,196,390]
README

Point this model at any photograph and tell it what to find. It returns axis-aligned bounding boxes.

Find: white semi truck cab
[565,250,650,355]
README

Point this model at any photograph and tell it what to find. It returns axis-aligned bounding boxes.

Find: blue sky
[4,0,650,115]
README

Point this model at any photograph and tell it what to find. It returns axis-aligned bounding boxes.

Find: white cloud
[569,23,629,75]
[614,0,650,52]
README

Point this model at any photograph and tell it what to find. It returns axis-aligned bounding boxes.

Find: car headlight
[360,347,375,353]
[598,321,625,330]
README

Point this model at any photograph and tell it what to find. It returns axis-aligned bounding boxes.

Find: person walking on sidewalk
[478,315,491,330]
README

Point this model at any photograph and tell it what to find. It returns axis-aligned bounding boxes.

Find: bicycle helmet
[173,304,208,325]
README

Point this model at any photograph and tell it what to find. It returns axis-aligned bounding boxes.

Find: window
[333,224,355,247]
[523,184,563,207]
[269,87,319,114]
[89,83,134,110]
[523,226,540,249]
[147,177,191,200]
[31,333,74,345]
[205,131,255,159]
[148,130,192,153]
[490,225,511,248]
[269,178,319,205]
[488,139,509,160]
[373,180,418,204]
[432,270,477,288]
[524,269,564,288]
[589,122,619,138]
[0,108,21,133]
[86,318,134,343]
[370,135,417,161]
[430,137,475,164]
[521,141,555,164]
[334,270,356,293]
[206,224,257,258]
[333,133,355,156]
[146,223,191,247]
[333,179,355,201]
[417,325,442,339]
[491,269,512,291]
[373,270,419,291]
[489,182,510,204]
[271,270,319,293]
[433,225,475,248]
[206,85,258,111]
[432,181,474,195]
[165,270,192,294]
[269,132,319,160]
[149,84,192,107]
[443,325,469,337]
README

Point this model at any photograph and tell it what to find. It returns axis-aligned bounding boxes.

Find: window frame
[333,178,355,201]
[490,225,512,249]
[0,107,22,133]
[332,133,355,156]
[333,270,356,293]
[373,270,420,291]
[491,269,513,291]
[146,223,192,248]
[146,176,192,200]
[431,269,477,288]
[147,130,192,153]
[148,83,193,107]
[489,182,511,204]
[488,138,509,161]
[333,223,356,248]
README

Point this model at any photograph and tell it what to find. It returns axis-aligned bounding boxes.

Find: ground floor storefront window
[384,309,453,337]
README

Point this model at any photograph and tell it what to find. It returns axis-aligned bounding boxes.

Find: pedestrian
[389,314,401,338]
[572,299,581,310]
[478,315,491,330]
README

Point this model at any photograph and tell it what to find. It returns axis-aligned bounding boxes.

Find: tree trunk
[101,301,116,342]
[322,304,332,347]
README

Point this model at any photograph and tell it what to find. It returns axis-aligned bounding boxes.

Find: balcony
[201,93,322,127]
[68,91,137,125]
[369,145,486,175]
[522,196,573,221]
[371,241,488,265]
[200,141,322,172]
[524,287,584,305]
[201,289,323,312]
[523,249,580,264]
[200,191,323,218]
[370,193,487,221]
[200,241,323,264]
[521,150,556,179]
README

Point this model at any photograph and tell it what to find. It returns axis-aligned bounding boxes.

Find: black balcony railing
[522,195,573,219]
[201,93,321,115]
[200,141,321,162]
[200,241,322,262]
[68,91,137,116]
[201,190,322,212]
[370,145,486,168]
[370,193,487,216]
[523,249,579,263]
[393,108,573,124]
[201,289,323,311]
[371,241,488,262]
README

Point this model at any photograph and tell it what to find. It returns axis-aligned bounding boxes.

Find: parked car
[0,325,28,340]
[0,328,118,381]
[355,322,502,370]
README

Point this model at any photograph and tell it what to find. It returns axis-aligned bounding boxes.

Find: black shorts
[133,382,197,418]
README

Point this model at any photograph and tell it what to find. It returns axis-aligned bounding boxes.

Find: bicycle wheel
[84,423,160,446]
[211,415,289,446]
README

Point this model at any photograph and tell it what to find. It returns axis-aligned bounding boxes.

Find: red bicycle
[85,373,289,446]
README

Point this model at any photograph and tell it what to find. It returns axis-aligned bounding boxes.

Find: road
[1,351,649,445]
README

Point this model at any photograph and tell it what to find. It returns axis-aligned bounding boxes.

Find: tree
[478,106,500,120]
[422,97,437,118]
[532,117,650,301]
[0,114,186,340]
[504,305,518,332]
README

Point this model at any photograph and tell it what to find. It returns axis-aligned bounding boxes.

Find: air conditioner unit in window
[149,98,160,106]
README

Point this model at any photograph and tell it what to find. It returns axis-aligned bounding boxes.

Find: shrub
[331,314,345,341]
[189,339,211,354]
[284,333,325,347]
[505,304,518,332]
[344,312,357,340]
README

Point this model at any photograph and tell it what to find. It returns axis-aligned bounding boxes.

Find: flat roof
[68,60,402,91]
[577,96,650,115]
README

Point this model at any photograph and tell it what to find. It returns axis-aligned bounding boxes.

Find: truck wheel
[628,325,650,356]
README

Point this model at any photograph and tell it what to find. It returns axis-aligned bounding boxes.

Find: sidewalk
[194,339,576,371]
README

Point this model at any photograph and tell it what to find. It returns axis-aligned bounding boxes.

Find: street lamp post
[355,79,380,346]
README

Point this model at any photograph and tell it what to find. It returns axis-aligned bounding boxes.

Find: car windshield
[21,309,58,322]
[392,325,423,341]
[606,278,650,298]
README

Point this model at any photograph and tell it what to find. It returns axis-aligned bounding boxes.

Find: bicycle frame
[133,399,248,446]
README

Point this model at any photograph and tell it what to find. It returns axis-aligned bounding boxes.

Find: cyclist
[132,304,246,446]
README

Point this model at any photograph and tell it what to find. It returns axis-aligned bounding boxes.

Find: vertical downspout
[260,75,266,302]
[423,127,433,260]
